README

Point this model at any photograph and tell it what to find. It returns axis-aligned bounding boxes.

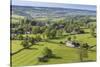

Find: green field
[11,6,96,67]
[11,15,96,67]
[11,33,96,67]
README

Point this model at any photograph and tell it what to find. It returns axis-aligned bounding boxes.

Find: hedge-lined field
[11,33,96,67]
[11,5,96,67]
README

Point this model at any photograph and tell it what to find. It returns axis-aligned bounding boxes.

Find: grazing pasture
[11,4,96,67]
[11,33,96,66]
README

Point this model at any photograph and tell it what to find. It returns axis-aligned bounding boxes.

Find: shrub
[42,47,53,57]
[38,47,53,62]
[20,40,30,49]
[80,30,85,34]
[29,37,36,45]
[17,34,23,40]
[38,56,48,62]
[67,37,71,41]
[59,41,64,44]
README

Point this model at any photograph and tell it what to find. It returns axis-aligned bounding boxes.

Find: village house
[65,40,80,48]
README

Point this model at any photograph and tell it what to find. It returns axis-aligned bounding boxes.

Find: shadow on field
[51,56,62,59]
[26,48,38,50]
[46,40,60,44]
[82,60,96,62]
[11,45,37,56]
[49,54,62,59]
[11,48,24,55]
[52,36,67,39]
[69,32,90,36]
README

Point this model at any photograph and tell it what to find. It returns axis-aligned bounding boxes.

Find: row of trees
[19,35,42,49]
[11,16,94,36]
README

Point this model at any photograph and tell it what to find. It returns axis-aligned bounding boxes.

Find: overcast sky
[11,0,96,11]
[29,0,96,5]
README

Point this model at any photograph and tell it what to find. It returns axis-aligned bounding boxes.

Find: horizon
[11,0,96,11]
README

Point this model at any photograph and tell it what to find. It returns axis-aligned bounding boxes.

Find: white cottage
[65,41,75,47]
[65,41,80,48]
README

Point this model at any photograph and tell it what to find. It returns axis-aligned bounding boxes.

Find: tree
[17,26,24,34]
[44,28,49,39]
[67,37,71,41]
[73,35,76,41]
[17,34,23,40]
[64,24,74,33]
[40,26,47,33]
[79,43,88,62]
[44,28,56,39]
[24,35,30,41]
[57,29,63,37]
[38,47,53,62]
[35,34,42,41]
[49,29,57,39]
[41,47,53,58]
[73,26,80,33]
[29,37,36,45]
[82,43,89,49]
[20,40,30,49]
[24,18,30,24]
[90,27,95,37]
[32,26,41,34]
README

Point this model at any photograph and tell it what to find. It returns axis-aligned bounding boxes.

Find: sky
[11,0,96,11]
[12,0,96,5]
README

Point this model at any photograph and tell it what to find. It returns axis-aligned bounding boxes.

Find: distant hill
[12,1,96,11]
[11,5,96,19]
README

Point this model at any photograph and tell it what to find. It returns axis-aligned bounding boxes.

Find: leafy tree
[32,26,40,34]
[17,26,24,34]
[35,34,42,41]
[82,43,89,49]
[44,28,51,39]
[24,35,30,40]
[24,23,32,32]
[24,18,30,24]
[65,24,74,33]
[57,29,63,37]
[49,29,57,39]
[20,40,30,49]
[73,26,80,33]
[90,27,95,37]
[67,37,71,41]
[73,35,76,41]
[29,37,36,45]
[40,26,47,33]
[79,43,88,62]
[17,34,23,40]
[41,47,53,58]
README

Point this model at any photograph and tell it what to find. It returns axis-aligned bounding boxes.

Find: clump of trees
[32,26,41,34]
[20,35,31,49]
[20,40,30,49]
[29,37,36,45]
[79,43,89,62]
[20,35,42,48]
[38,47,53,62]
[11,15,95,41]
[44,27,57,39]
[90,26,96,37]
[42,47,53,58]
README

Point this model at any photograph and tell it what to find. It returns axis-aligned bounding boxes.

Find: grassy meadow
[11,4,96,67]
[11,31,96,66]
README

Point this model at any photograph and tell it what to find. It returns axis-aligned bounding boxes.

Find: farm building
[65,41,80,48]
